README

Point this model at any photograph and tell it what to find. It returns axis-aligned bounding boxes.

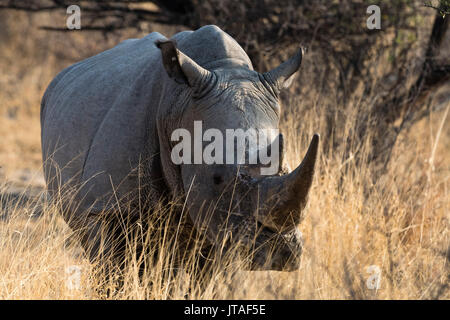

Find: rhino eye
[213,174,223,185]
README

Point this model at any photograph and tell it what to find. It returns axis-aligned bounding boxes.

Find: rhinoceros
[40,25,319,274]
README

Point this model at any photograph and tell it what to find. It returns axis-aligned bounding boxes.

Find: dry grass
[0,11,448,299]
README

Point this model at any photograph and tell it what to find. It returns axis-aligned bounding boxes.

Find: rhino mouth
[245,222,303,271]
[183,133,318,271]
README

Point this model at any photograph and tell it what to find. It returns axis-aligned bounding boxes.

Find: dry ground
[0,11,448,299]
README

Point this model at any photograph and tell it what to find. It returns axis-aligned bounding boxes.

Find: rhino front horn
[256,134,319,233]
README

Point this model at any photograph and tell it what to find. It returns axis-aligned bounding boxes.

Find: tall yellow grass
[0,11,448,299]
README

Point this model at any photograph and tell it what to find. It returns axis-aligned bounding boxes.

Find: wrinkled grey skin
[41,25,319,272]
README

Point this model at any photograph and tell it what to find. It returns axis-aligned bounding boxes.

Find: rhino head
[156,39,318,271]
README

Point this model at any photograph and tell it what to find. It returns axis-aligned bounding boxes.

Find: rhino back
[173,25,253,70]
[41,32,168,212]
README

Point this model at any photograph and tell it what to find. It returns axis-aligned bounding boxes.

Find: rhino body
[41,25,318,271]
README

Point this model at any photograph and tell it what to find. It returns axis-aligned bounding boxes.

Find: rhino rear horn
[156,39,214,89]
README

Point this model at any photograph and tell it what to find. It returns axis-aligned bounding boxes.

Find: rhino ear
[263,47,303,91]
[155,39,212,88]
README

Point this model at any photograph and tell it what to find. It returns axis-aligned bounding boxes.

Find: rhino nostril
[213,174,223,185]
